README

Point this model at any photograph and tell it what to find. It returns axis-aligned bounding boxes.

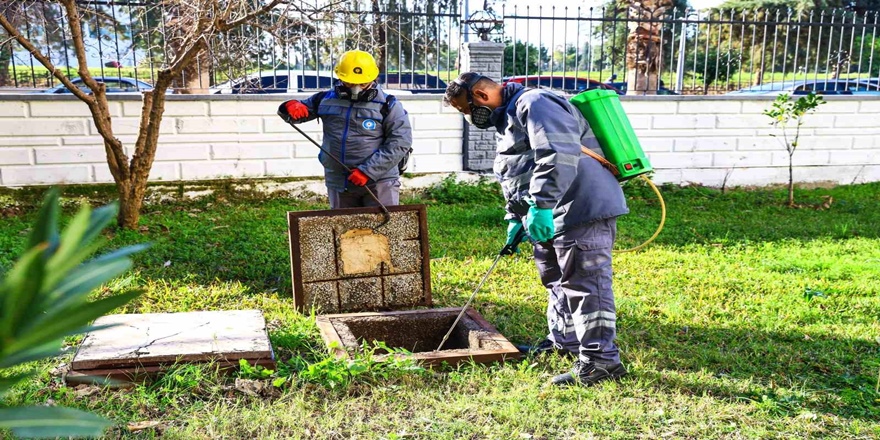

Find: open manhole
[316,307,520,366]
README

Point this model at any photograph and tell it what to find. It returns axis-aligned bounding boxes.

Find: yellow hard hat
[334,50,379,84]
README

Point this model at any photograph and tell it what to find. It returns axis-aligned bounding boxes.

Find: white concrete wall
[620,96,880,187]
[1,94,879,187]
[0,94,463,186]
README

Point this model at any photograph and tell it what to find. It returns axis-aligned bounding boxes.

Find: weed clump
[423,175,503,205]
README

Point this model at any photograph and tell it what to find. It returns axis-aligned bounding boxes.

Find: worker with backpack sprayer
[443,72,665,387]
[277,50,414,209]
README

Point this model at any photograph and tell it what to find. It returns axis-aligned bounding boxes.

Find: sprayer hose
[613,175,666,254]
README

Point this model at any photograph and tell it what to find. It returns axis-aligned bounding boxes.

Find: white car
[210,70,411,95]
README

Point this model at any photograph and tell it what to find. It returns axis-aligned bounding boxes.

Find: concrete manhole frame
[316,307,521,366]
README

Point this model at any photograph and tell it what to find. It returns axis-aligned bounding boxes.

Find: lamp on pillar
[465,7,503,42]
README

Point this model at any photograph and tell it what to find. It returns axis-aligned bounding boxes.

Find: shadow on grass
[616,181,880,249]
[483,294,880,422]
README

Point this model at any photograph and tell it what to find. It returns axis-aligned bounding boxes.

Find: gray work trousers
[327,179,400,209]
[533,217,621,364]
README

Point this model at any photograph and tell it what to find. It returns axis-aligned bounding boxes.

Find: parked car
[725,79,880,96]
[607,81,678,95]
[502,75,619,94]
[210,70,434,94]
[210,70,336,94]
[379,72,447,94]
[41,76,155,94]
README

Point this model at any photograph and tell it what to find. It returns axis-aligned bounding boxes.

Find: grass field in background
[0,177,878,439]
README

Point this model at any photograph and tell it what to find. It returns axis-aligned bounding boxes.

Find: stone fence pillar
[459,41,505,172]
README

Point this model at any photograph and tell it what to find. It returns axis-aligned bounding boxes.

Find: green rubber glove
[504,220,527,254]
[523,200,555,242]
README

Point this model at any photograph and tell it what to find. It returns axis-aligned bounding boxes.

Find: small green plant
[0,189,146,438]
[284,341,427,389]
[764,92,826,207]
[237,359,275,380]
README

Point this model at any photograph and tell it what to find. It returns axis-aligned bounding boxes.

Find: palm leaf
[0,406,112,438]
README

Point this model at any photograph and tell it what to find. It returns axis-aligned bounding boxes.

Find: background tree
[596,0,686,92]
[695,48,743,92]
[0,0,319,229]
[625,0,676,94]
[764,92,825,206]
[502,40,547,76]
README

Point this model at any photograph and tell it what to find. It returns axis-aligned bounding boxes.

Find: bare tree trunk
[788,155,794,206]
[2,0,293,228]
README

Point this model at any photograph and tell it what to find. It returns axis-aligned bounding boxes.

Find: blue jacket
[286,85,413,190]
[490,83,629,235]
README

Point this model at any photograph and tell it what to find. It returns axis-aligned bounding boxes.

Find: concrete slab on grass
[70,310,274,371]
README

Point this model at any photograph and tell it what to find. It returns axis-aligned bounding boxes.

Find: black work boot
[514,339,575,357]
[551,359,627,386]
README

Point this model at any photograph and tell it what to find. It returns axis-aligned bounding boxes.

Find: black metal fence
[0,0,461,93]
[2,1,879,95]
[500,5,880,95]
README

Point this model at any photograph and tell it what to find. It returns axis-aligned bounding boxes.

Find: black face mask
[454,75,494,129]
[335,82,378,102]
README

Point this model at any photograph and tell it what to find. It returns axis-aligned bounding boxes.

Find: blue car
[41,76,155,94]
[379,72,447,94]
[726,78,880,96]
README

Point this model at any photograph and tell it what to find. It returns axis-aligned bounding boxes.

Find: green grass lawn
[1,177,878,439]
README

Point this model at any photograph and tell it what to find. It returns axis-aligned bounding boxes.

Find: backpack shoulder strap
[381,94,397,119]
[310,90,328,112]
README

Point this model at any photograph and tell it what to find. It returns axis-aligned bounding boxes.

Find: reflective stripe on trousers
[533,217,620,364]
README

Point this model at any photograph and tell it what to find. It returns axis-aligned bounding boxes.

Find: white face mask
[350,85,364,99]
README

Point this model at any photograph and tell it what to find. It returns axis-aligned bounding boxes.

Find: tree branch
[218,0,283,31]
[59,0,130,181]
[0,8,93,103]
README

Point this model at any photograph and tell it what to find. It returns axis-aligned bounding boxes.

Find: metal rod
[599,7,605,82]
[435,253,504,352]
[781,10,792,82]
[61,3,72,79]
[814,10,825,85]
[825,10,836,81]
[550,6,556,82]
[128,3,139,85]
[867,13,879,87]
[110,2,122,82]
[759,9,768,87]
[848,11,857,82]
[856,12,867,84]
[513,5,518,76]
[769,10,779,87]
[539,6,543,80]
[526,6,530,76]
[24,10,36,87]
[575,6,580,85]
[289,123,390,226]
[793,11,802,83]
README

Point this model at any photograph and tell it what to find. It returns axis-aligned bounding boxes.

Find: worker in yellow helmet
[278,50,413,208]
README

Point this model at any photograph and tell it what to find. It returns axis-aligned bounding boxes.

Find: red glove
[284,101,310,121]
[347,168,370,186]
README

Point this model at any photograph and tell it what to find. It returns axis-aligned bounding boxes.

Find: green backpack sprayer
[569,89,666,253]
